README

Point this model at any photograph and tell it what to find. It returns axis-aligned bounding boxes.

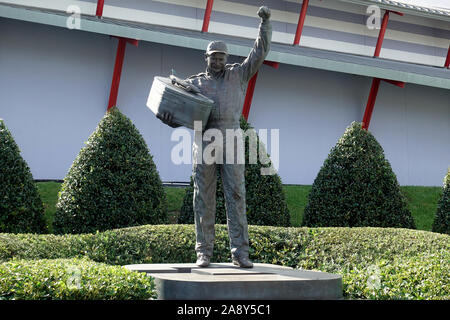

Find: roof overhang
[1,3,449,89]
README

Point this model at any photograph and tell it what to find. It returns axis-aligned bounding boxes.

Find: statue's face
[205,52,227,73]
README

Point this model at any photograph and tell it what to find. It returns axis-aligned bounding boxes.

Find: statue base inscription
[124,263,342,300]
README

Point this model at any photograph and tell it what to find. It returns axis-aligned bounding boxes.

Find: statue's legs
[192,128,249,262]
[193,161,217,258]
[220,163,249,259]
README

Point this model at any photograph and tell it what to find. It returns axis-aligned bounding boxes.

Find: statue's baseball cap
[205,41,228,56]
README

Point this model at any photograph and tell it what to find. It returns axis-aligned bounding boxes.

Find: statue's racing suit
[186,19,272,260]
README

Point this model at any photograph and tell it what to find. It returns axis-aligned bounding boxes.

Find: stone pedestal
[124,263,342,300]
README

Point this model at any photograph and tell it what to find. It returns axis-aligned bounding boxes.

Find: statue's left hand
[257,6,271,21]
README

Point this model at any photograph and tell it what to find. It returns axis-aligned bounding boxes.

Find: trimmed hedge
[53,107,168,234]
[0,119,47,234]
[432,168,449,234]
[302,121,415,229]
[0,257,156,300]
[179,117,291,227]
[1,225,448,299]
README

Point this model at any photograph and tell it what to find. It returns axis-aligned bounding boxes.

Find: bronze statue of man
[160,6,272,268]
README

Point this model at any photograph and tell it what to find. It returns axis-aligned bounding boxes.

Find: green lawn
[401,186,442,231]
[36,182,441,232]
[165,187,186,223]
[283,185,312,227]
[36,181,61,234]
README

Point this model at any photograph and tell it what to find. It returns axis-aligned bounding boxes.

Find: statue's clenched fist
[257,6,271,21]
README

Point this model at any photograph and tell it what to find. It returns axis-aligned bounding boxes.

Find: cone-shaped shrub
[53,107,168,234]
[302,121,415,229]
[179,117,290,227]
[0,119,47,233]
[432,168,449,234]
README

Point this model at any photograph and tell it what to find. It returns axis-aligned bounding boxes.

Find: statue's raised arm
[239,6,272,83]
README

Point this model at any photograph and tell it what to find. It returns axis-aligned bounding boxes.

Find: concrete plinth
[124,263,342,300]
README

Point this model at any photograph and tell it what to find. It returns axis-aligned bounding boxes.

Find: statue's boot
[232,255,253,268]
[196,254,211,267]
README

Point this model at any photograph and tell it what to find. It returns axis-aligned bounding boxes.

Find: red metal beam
[381,78,405,88]
[242,61,280,120]
[107,37,139,111]
[361,77,405,130]
[362,9,404,130]
[374,10,403,57]
[445,45,450,68]
[202,0,214,32]
[107,38,126,111]
[242,72,258,120]
[293,0,309,45]
[374,11,390,57]
[110,36,139,47]
[362,78,381,130]
[263,60,280,69]
[96,0,104,18]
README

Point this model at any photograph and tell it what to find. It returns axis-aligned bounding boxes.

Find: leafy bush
[0,257,156,300]
[0,119,47,234]
[179,117,290,226]
[53,107,168,234]
[432,168,449,234]
[1,225,448,299]
[0,232,92,262]
[302,121,415,229]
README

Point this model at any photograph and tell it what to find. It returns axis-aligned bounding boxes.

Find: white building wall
[0,18,449,186]
[2,0,448,66]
